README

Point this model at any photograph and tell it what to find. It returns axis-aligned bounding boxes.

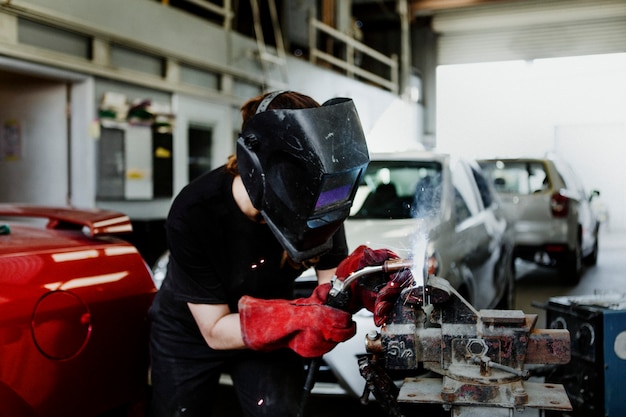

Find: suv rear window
[480,160,549,195]
[350,160,442,219]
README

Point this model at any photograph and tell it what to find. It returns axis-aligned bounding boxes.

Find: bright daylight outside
[436,52,626,231]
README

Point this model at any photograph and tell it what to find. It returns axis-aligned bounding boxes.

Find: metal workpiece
[525,328,571,364]
[360,274,573,416]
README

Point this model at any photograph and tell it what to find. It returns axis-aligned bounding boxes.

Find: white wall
[0,74,68,205]
[69,77,96,207]
[0,0,424,218]
[172,94,235,193]
[17,0,238,72]
[0,57,420,219]
[554,123,626,231]
[287,59,423,153]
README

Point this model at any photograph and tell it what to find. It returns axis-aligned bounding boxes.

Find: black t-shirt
[149,166,348,360]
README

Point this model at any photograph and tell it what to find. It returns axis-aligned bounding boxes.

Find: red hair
[226,91,320,176]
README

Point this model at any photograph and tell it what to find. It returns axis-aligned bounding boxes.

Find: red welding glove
[238,283,356,358]
[335,245,415,326]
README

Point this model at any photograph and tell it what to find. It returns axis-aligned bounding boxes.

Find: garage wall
[432,0,626,65]
[554,123,626,231]
[0,74,68,205]
[170,95,235,194]
[287,58,423,153]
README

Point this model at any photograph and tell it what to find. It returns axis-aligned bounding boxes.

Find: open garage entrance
[436,53,626,231]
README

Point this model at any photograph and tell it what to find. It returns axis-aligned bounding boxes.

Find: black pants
[149,348,305,417]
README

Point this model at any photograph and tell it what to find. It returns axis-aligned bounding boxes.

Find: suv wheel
[559,239,582,285]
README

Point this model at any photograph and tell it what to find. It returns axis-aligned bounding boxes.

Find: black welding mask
[237,96,369,262]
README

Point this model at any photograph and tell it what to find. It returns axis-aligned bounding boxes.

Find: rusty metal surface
[526,329,571,364]
[398,377,572,411]
[479,309,526,325]
[364,274,574,415]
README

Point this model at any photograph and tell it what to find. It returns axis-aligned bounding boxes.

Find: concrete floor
[515,226,626,328]
[214,226,626,417]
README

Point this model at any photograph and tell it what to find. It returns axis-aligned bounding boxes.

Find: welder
[148,90,411,417]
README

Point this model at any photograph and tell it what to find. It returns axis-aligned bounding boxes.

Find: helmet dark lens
[314,170,361,211]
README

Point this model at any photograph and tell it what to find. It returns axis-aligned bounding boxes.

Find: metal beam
[409,0,524,15]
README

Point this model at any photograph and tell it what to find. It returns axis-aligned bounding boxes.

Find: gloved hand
[238,283,356,358]
[335,245,414,326]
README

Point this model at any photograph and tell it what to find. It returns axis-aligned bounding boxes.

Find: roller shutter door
[431,0,626,65]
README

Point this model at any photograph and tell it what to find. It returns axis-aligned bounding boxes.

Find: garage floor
[516,225,626,327]
[214,226,626,417]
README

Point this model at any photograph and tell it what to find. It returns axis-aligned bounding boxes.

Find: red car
[0,205,156,417]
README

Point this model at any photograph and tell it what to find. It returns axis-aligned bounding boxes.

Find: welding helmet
[237,93,370,262]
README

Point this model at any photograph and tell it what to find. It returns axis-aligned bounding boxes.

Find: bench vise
[361,276,573,416]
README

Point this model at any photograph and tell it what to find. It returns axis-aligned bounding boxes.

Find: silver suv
[344,151,515,309]
[478,157,601,284]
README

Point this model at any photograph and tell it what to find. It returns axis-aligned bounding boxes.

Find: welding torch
[296,258,414,417]
[326,258,415,308]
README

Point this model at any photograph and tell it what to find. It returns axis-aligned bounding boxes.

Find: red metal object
[0,205,156,417]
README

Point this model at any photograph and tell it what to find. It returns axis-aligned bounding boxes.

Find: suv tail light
[550,192,569,218]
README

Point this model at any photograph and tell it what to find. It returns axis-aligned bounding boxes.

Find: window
[350,160,442,219]
[452,161,479,216]
[553,159,585,199]
[454,188,472,225]
[471,166,494,208]
[480,160,549,195]
[110,44,165,77]
[180,64,220,90]
[188,125,213,181]
[18,18,91,58]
